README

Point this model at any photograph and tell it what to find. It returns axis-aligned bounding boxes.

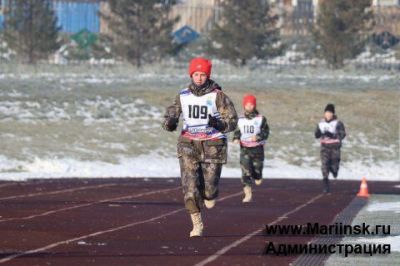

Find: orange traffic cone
[357,177,370,198]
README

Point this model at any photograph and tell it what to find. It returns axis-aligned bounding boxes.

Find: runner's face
[244,103,255,112]
[324,111,333,121]
[192,72,208,86]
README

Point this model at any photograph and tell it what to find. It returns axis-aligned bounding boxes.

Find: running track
[0,178,398,266]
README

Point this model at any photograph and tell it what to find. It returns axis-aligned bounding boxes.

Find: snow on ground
[326,195,400,266]
[0,154,397,181]
[367,202,400,214]
[0,68,398,181]
[0,97,162,123]
[355,236,400,252]
[0,68,399,91]
[351,197,400,253]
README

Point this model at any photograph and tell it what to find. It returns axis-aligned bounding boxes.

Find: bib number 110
[243,125,254,133]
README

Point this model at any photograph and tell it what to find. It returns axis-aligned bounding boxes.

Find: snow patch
[366,202,400,214]
[355,236,400,252]
[0,154,398,181]
[77,241,107,246]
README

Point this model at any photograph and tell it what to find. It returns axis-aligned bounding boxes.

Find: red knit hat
[188,57,212,78]
[243,94,256,107]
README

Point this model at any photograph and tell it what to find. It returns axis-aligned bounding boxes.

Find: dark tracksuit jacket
[314,116,346,179]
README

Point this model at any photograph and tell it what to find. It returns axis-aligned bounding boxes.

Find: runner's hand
[324,132,335,138]
[163,118,178,131]
[208,115,225,131]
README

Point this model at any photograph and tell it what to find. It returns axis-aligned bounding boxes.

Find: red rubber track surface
[0,178,398,266]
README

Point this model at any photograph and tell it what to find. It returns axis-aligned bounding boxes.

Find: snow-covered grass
[0,60,399,90]
[1,154,398,181]
[0,67,398,180]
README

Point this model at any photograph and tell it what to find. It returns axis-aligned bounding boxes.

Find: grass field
[0,65,398,179]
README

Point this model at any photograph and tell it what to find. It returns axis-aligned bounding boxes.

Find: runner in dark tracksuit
[314,104,346,193]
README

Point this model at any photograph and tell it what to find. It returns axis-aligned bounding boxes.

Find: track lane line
[0,191,243,264]
[0,183,118,201]
[194,193,324,266]
[0,183,18,189]
[0,187,180,223]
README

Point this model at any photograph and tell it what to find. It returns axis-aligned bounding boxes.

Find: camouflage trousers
[320,144,341,180]
[177,137,226,214]
[240,146,264,187]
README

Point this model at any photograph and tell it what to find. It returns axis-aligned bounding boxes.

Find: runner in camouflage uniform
[315,104,346,193]
[233,94,269,203]
[162,57,238,237]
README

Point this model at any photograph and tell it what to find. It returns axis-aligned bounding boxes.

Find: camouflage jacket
[162,79,238,163]
[232,109,270,145]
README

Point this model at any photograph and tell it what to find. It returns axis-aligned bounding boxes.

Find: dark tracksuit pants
[320,143,341,191]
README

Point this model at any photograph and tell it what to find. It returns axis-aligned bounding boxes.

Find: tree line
[2,0,374,69]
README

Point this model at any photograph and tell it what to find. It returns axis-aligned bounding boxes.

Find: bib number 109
[188,105,208,119]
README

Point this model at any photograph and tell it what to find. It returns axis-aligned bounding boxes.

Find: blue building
[53,0,101,33]
[0,15,4,31]
[0,0,102,34]
[0,0,5,30]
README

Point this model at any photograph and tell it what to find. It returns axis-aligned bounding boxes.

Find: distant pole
[377,0,380,15]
